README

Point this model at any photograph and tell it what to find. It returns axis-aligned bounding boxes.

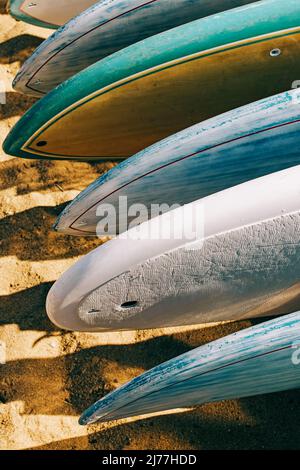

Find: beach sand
[1,3,300,450]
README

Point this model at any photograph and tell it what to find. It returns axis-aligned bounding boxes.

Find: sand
[1,4,300,450]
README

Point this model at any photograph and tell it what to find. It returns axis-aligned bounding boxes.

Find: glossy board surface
[4,0,300,160]
[14,0,258,96]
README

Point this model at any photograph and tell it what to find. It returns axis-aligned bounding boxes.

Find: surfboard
[46,166,300,332]
[9,0,97,29]
[13,0,258,96]
[54,89,300,237]
[79,311,300,424]
[4,0,300,161]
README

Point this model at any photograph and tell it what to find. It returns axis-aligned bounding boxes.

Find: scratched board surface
[55,89,300,236]
[79,312,300,424]
[4,0,300,161]
[14,0,258,96]
[46,166,300,332]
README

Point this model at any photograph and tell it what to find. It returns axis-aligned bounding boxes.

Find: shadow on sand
[0,34,44,65]
[1,303,300,450]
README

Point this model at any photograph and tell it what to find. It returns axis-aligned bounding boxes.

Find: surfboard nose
[45,281,66,330]
[12,62,44,98]
[2,116,27,158]
[2,95,46,159]
[79,400,112,425]
[12,72,23,94]
[2,129,15,157]
[52,214,65,232]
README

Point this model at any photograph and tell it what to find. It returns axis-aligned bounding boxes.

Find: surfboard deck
[9,0,97,29]
[13,0,257,96]
[46,166,300,332]
[4,0,300,161]
[79,311,300,424]
[54,89,300,237]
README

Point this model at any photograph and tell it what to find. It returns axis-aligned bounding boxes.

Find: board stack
[4,0,300,424]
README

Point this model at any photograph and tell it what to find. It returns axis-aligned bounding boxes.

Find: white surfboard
[54,89,300,237]
[46,166,300,332]
[13,0,256,95]
[9,0,97,29]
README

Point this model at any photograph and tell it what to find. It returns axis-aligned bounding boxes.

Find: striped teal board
[79,311,300,424]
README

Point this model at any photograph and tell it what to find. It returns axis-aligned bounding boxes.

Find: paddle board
[54,89,300,237]
[4,0,300,161]
[79,311,300,424]
[46,166,300,332]
[13,0,258,96]
[9,0,97,29]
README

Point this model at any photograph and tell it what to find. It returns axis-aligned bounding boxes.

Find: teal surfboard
[79,311,300,424]
[4,0,300,161]
[54,89,300,237]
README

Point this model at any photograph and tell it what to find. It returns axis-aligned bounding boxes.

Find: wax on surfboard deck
[55,89,300,237]
[46,166,300,332]
[13,0,258,97]
[79,311,300,424]
[9,0,97,29]
[4,0,300,161]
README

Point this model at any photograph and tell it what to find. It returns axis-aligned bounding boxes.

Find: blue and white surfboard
[13,0,257,95]
[80,311,300,424]
[55,89,300,237]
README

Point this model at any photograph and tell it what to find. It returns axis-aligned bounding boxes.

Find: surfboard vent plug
[36,141,48,147]
[270,48,281,57]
